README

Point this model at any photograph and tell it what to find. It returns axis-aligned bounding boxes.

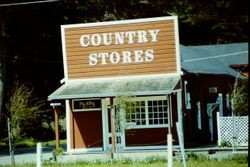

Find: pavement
[0,144,248,165]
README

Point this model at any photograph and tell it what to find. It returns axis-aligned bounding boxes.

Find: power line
[0,0,60,7]
[183,51,248,62]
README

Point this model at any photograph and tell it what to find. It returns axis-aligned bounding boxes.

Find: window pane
[125,98,169,127]
[126,100,146,126]
[148,99,168,125]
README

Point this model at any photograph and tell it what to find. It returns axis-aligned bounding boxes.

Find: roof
[180,43,248,77]
[193,43,248,66]
[48,74,181,100]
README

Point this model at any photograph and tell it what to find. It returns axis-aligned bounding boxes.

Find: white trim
[61,26,69,81]
[65,73,180,84]
[61,16,178,29]
[125,96,167,101]
[67,147,103,154]
[177,91,183,132]
[169,94,173,127]
[50,90,175,100]
[65,100,71,152]
[126,125,168,129]
[173,16,181,74]
[123,96,170,129]
[60,78,66,84]
[216,112,221,146]
[218,93,223,116]
[101,98,110,151]
[197,101,202,130]
[124,145,180,151]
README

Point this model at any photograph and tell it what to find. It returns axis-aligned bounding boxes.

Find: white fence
[217,112,248,147]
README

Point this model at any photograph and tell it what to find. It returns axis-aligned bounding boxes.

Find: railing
[217,112,248,147]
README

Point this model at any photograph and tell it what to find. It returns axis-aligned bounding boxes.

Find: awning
[48,74,181,100]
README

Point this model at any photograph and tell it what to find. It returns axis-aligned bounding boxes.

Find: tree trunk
[0,9,7,133]
[7,118,15,165]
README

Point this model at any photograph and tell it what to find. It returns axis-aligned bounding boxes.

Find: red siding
[72,111,103,148]
[125,128,168,146]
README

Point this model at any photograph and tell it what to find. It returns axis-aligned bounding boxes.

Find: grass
[0,139,248,166]
[0,154,248,167]
[0,138,67,149]
[42,139,67,147]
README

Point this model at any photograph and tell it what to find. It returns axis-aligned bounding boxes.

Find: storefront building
[48,16,182,153]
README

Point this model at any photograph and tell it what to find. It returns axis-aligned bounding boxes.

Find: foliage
[114,95,139,133]
[5,83,46,149]
[53,147,64,156]
[231,78,248,116]
[62,0,248,44]
[169,0,248,43]
[219,140,232,147]
[42,139,67,147]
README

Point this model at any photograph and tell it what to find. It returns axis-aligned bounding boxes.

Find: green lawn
[0,154,248,167]
[0,138,67,149]
[0,139,248,167]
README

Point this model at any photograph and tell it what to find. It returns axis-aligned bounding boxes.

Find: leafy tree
[5,82,46,164]
[231,78,248,116]
[62,0,248,44]
[115,95,138,133]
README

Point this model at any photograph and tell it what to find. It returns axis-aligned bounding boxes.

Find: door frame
[102,98,126,151]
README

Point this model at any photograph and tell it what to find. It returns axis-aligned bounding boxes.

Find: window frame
[124,96,170,129]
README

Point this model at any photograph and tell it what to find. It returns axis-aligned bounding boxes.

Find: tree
[169,0,248,44]
[114,95,138,132]
[231,77,248,116]
[5,82,45,165]
[0,8,8,135]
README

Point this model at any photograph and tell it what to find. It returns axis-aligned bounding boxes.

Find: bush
[219,140,232,147]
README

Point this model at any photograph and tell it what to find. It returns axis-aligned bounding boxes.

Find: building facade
[48,16,183,153]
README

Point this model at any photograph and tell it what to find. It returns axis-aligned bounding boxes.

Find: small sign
[209,87,218,93]
[73,99,101,111]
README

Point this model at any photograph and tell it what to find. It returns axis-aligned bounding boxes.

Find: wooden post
[54,107,60,150]
[109,97,116,157]
[50,103,61,150]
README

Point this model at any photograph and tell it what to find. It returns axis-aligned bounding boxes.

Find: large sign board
[61,16,180,80]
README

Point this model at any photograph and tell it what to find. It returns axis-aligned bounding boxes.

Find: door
[102,98,109,151]
[101,98,125,151]
[206,103,218,143]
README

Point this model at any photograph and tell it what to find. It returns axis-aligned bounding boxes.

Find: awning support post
[109,98,116,158]
[51,103,61,150]
[167,94,173,167]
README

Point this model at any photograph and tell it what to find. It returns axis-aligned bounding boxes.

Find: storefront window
[127,101,146,126]
[148,100,168,125]
[126,96,169,128]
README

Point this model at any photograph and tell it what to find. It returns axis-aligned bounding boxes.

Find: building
[48,16,183,153]
[49,15,248,151]
[180,43,248,146]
